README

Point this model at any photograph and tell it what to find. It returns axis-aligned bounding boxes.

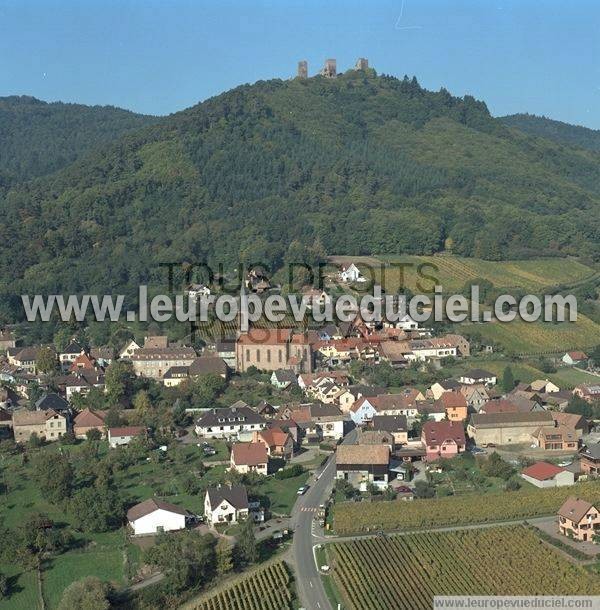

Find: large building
[467,411,553,446]
[12,409,68,443]
[195,404,267,438]
[235,329,313,374]
[130,347,196,379]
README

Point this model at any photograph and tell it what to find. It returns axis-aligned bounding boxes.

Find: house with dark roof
[580,443,600,476]
[204,484,249,526]
[421,420,466,461]
[458,369,497,386]
[35,393,70,415]
[369,415,408,445]
[558,497,600,542]
[59,341,85,369]
[532,424,579,451]
[270,369,298,390]
[195,405,267,439]
[521,462,574,488]
[127,498,189,535]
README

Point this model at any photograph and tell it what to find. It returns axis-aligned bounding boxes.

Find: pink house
[421,420,466,461]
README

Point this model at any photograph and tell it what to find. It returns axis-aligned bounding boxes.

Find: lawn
[257,471,310,515]
[0,565,40,610]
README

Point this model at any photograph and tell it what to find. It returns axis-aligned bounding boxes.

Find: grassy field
[328,526,600,610]
[333,480,600,535]
[337,254,598,293]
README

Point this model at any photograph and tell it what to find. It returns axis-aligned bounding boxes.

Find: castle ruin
[296,58,369,79]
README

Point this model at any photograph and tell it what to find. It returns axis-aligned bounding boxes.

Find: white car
[297,485,309,495]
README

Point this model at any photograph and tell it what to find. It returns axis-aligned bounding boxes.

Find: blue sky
[1,0,599,127]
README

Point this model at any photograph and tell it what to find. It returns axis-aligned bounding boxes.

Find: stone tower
[297,60,308,79]
[355,58,369,71]
[320,58,337,78]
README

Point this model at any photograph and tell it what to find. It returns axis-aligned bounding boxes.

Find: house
[558,497,600,542]
[0,329,16,350]
[59,341,85,369]
[297,370,350,391]
[521,462,575,488]
[215,339,236,370]
[34,393,70,415]
[162,366,190,388]
[288,404,347,440]
[562,351,588,366]
[204,485,249,526]
[144,335,169,349]
[61,371,106,400]
[69,353,97,373]
[421,420,466,461]
[339,263,365,283]
[254,400,277,418]
[336,384,384,413]
[108,426,146,448]
[356,429,395,450]
[458,369,497,386]
[12,409,67,443]
[369,415,408,445]
[528,379,560,394]
[189,356,229,379]
[73,408,107,439]
[573,384,600,404]
[235,328,313,374]
[9,346,52,374]
[230,442,268,475]
[127,498,189,535]
[335,444,390,491]
[579,443,600,476]
[119,339,141,361]
[253,427,294,460]
[195,405,267,439]
[480,399,528,415]
[416,401,447,422]
[379,341,410,367]
[186,283,211,301]
[130,347,196,379]
[438,391,468,422]
[467,411,553,447]
[429,379,462,400]
[551,412,589,437]
[460,385,490,411]
[90,346,114,367]
[532,424,579,451]
[270,369,297,390]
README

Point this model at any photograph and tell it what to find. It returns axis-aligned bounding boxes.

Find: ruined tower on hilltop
[355,57,369,71]
[320,58,337,78]
[297,60,308,79]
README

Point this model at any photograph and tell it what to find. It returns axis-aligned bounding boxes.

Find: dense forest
[1,71,600,321]
[0,96,159,188]
[500,112,600,152]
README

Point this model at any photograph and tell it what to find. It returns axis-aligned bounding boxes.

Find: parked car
[297,485,309,495]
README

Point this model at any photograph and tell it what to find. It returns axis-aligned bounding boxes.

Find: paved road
[291,429,357,610]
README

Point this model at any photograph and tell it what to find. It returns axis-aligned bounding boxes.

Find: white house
[520,462,575,489]
[458,369,497,386]
[349,396,379,425]
[339,263,365,283]
[59,342,85,370]
[119,339,141,361]
[195,405,267,439]
[186,283,211,301]
[562,351,588,366]
[204,485,249,526]
[127,498,188,535]
[108,426,146,448]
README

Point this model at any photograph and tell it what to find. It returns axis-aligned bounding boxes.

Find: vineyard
[333,481,600,534]
[328,526,600,610]
[372,255,596,293]
[184,560,295,610]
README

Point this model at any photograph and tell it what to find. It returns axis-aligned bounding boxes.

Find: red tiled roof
[440,392,468,409]
[108,426,145,437]
[74,408,106,427]
[422,420,466,446]
[521,461,565,481]
[259,427,290,448]
[231,442,268,466]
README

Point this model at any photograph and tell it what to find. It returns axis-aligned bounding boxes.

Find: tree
[133,390,151,415]
[58,576,111,610]
[482,452,514,480]
[590,344,600,365]
[501,366,515,393]
[36,346,58,374]
[414,480,435,499]
[235,517,257,566]
[104,361,133,405]
[145,531,216,592]
[70,486,123,532]
[27,432,44,449]
[86,428,102,442]
[215,537,233,576]
[31,451,73,504]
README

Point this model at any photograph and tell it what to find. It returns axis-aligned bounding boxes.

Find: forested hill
[0,96,159,187]
[500,113,600,152]
[1,71,600,319]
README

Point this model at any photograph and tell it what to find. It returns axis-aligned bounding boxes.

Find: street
[290,429,357,610]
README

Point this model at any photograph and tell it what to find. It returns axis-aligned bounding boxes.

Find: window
[267,349,271,363]
[256,349,260,362]
[246,349,250,361]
